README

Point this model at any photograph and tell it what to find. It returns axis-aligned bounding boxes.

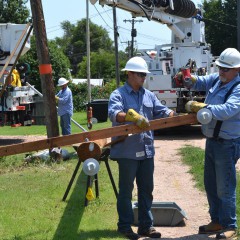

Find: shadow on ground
[0,138,24,145]
[154,125,204,140]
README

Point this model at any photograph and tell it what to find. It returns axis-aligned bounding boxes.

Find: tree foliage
[69,80,121,111]
[19,37,71,91]
[203,0,237,56]
[77,49,127,82]
[55,19,114,75]
[0,0,30,23]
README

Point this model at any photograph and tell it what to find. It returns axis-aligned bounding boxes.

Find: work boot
[138,227,161,238]
[216,229,238,239]
[118,229,140,240]
[199,222,224,234]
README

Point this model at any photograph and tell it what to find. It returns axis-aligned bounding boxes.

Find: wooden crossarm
[0,114,198,157]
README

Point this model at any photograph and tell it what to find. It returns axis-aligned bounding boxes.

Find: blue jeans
[205,138,240,229]
[60,113,71,135]
[116,158,154,232]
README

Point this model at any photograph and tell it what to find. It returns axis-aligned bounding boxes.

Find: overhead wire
[44,3,236,50]
[203,17,237,28]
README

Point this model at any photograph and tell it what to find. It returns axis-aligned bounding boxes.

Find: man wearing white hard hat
[55,77,73,135]
[178,48,240,239]
[108,56,176,240]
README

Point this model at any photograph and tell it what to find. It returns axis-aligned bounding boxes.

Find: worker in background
[108,56,176,240]
[16,62,30,86]
[177,48,240,240]
[55,77,73,135]
[10,69,21,87]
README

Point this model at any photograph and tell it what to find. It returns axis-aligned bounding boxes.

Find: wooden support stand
[62,140,118,206]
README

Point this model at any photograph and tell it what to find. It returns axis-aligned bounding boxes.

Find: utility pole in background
[123,18,143,57]
[113,4,120,87]
[238,0,240,51]
[121,41,131,58]
[30,0,59,138]
[86,0,91,103]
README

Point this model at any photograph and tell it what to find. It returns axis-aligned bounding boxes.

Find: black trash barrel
[90,99,109,122]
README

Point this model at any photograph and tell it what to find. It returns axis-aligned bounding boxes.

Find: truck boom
[92,0,216,113]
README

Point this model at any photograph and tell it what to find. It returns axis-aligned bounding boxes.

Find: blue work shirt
[193,73,240,139]
[108,82,172,160]
[56,86,73,117]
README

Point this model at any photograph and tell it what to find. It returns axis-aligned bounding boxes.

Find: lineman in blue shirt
[55,77,73,135]
[108,56,175,240]
[181,48,240,239]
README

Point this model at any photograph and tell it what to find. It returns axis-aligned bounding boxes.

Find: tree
[77,49,128,82]
[55,19,114,75]
[19,36,71,91]
[203,0,237,56]
[0,0,30,23]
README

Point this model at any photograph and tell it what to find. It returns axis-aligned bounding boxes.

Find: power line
[204,18,237,28]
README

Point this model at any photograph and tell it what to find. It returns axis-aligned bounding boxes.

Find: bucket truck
[0,23,35,126]
[91,0,217,112]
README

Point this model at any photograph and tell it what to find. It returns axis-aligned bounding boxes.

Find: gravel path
[132,125,240,239]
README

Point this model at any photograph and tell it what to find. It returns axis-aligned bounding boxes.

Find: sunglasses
[217,66,231,72]
[134,72,147,77]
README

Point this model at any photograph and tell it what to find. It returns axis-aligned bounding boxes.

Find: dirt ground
[0,126,240,239]
[132,125,240,240]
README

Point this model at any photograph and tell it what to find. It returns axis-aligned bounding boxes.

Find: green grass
[0,111,111,136]
[0,153,123,240]
[1,118,240,239]
[0,112,125,239]
[179,145,240,231]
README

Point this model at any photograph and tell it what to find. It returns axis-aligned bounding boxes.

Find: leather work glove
[174,71,197,88]
[185,101,207,113]
[183,74,197,89]
[125,109,150,129]
[55,96,59,103]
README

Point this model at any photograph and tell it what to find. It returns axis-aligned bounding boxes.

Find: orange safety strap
[39,64,52,75]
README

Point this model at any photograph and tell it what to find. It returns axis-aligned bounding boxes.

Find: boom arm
[92,0,197,40]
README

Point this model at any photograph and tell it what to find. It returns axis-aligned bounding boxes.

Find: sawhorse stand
[62,142,118,206]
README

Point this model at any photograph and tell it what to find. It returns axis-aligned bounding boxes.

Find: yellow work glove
[183,75,197,88]
[86,187,95,201]
[185,101,207,113]
[55,96,59,103]
[125,109,150,129]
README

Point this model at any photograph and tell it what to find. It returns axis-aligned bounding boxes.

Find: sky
[27,0,202,51]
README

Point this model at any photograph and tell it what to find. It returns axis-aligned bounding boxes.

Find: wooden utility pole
[30,0,59,138]
[113,4,120,87]
[123,18,143,57]
[0,114,198,157]
[86,0,91,103]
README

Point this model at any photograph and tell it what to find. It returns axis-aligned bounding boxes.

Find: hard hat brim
[121,68,151,73]
[57,80,69,86]
[215,59,240,68]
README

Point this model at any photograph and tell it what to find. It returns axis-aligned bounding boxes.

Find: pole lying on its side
[26,82,87,132]
[0,114,198,157]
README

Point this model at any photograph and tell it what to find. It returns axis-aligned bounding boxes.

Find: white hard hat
[57,77,69,86]
[215,48,240,68]
[122,56,150,73]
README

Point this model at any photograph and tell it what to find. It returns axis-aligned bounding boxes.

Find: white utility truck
[0,23,35,126]
[92,0,217,112]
